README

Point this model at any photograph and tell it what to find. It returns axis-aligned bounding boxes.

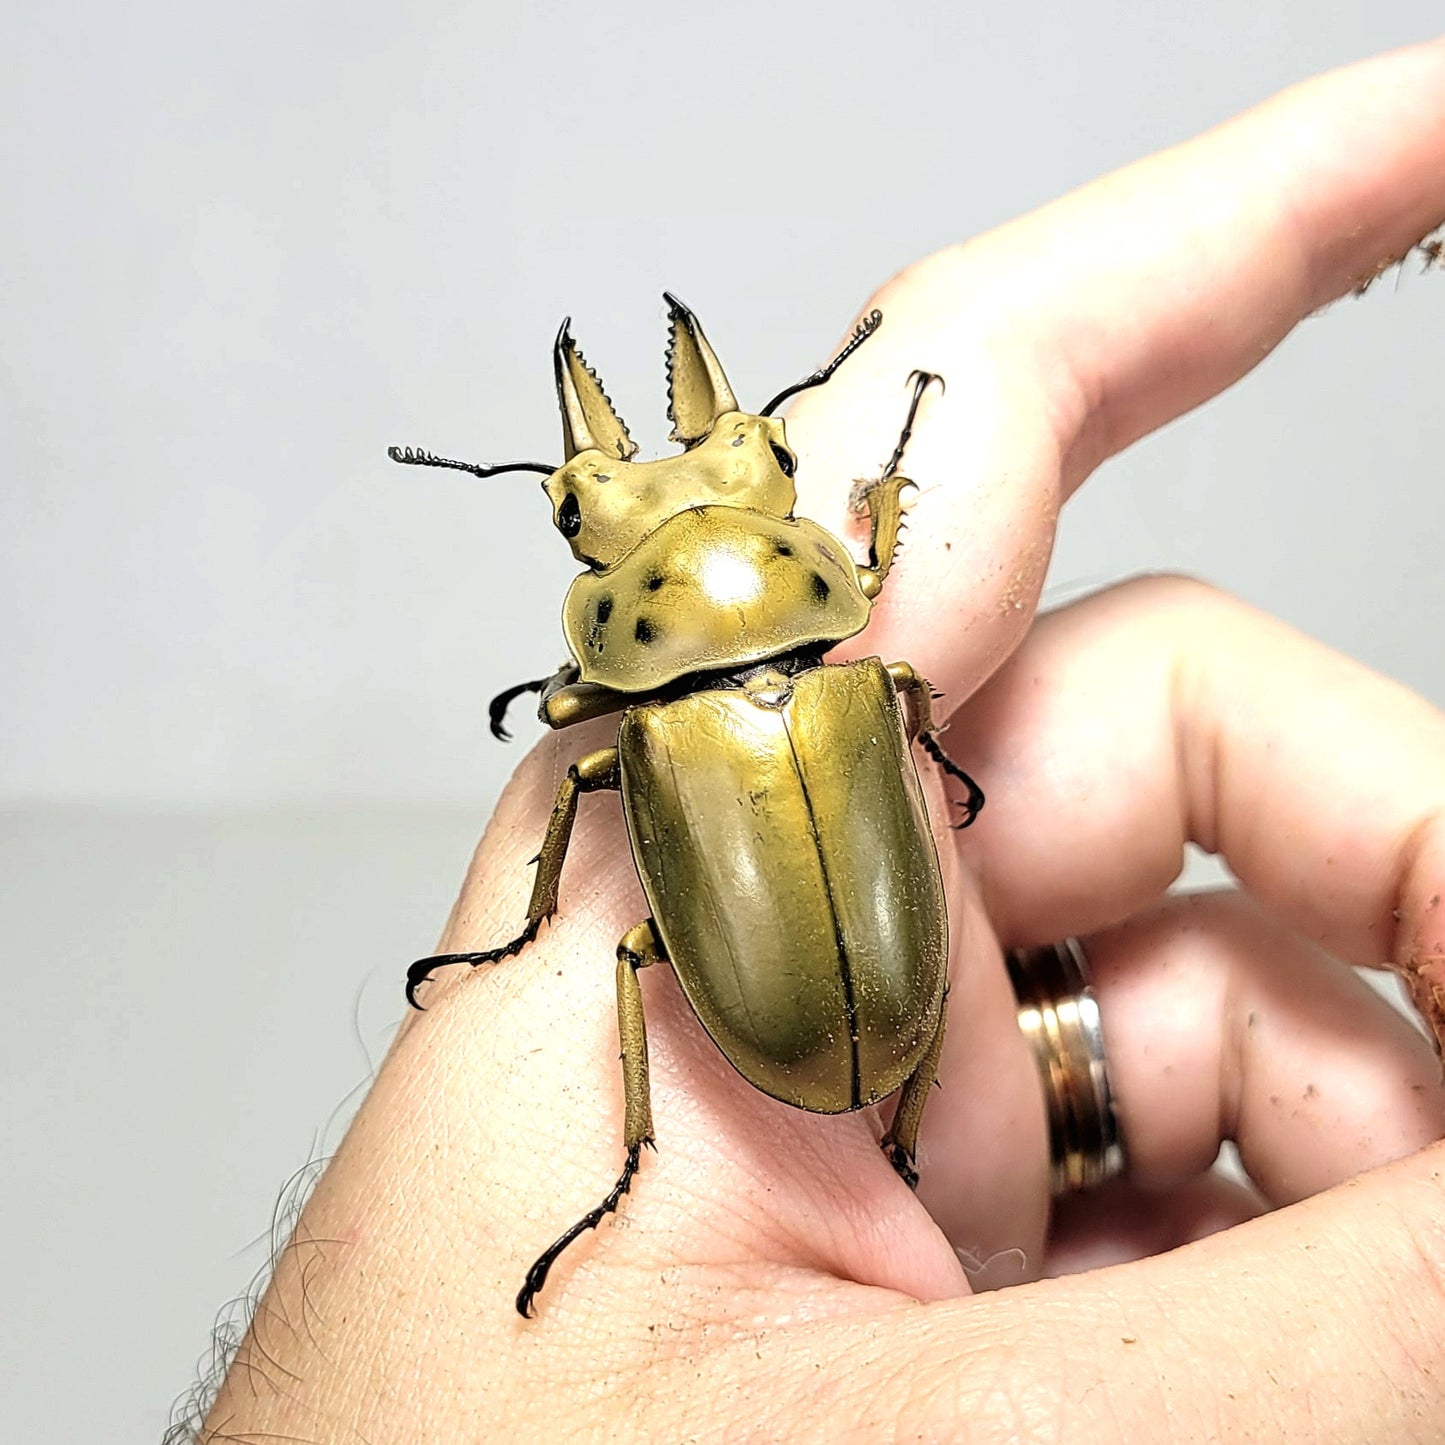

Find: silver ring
[1006,938,1128,1194]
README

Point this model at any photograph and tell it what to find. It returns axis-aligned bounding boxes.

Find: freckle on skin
[1304,1083,1318,1100]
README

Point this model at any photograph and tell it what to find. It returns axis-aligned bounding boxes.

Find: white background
[3,4,1442,1439]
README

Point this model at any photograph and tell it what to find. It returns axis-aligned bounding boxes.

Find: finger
[952,574,1445,1046]
[808,1141,1445,1441]
[1000,37,1445,478]
[1083,890,1445,1205]
[780,40,1445,708]
[1045,1171,1267,1277]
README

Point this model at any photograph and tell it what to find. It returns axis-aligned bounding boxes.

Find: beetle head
[544,296,798,569]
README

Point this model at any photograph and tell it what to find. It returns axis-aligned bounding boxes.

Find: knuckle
[1110,570,1230,615]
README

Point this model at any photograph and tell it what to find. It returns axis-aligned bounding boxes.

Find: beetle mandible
[390,296,984,1317]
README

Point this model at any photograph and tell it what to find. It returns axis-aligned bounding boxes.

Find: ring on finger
[1007,937,1128,1194]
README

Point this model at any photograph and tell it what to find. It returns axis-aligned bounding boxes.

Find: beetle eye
[769,441,797,478]
[557,492,582,538]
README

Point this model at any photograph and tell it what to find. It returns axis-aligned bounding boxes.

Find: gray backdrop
[3,3,1442,1440]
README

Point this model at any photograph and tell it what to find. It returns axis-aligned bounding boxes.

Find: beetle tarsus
[882,1139,920,1190]
[405,919,544,1009]
[881,370,944,482]
[918,732,984,829]
[515,1141,646,1318]
[489,676,548,741]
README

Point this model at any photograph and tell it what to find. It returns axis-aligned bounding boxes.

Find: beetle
[390,296,983,1317]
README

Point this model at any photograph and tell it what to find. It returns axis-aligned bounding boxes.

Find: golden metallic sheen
[562,506,871,691]
[543,410,799,569]
[618,657,947,1112]
[392,297,970,1319]
[554,322,637,463]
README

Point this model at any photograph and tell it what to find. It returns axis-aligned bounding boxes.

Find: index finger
[785,39,1445,704]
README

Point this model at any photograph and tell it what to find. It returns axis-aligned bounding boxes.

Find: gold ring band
[1006,938,1127,1194]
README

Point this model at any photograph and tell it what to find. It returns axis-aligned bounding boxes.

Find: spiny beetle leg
[855,371,944,597]
[405,920,543,1010]
[853,473,911,597]
[887,663,986,829]
[516,1143,644,1318]
[515,920,661,1317]
[918,732,985,829]
[404,747,621,1010]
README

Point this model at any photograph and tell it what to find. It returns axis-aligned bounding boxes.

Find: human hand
[209,40,1445,1443]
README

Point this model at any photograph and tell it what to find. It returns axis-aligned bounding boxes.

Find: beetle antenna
[760,309,883,416]
[388,445,556,479]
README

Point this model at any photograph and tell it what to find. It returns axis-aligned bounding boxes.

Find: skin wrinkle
[1216,909,1250,1172]
[916,1297,1129,1445]
[1319,1175,1445,1434]
[1386,1175,1445,1355]
[1165,584,1222,859]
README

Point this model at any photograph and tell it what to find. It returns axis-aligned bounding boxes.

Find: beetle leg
[515,920,662,1318]
[404,747,620,1008]
[853,473,910,599]
[541,678,635,732]
[488,676,547,741]
[917,732,985,829]
[880,991,948,1189]
[491,660,587,740]
[887,662,985,829]
[853,370,943,599]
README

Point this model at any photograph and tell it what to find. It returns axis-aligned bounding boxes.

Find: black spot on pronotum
[770,441,797,478]
[594,473,611,484]
[645,573,665,591]
[595,596,613,624]
[558,492,582,538]
[634,617,657,644]
[731,435,745,448]
[810,572,831,603]
[774,541,794,558]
